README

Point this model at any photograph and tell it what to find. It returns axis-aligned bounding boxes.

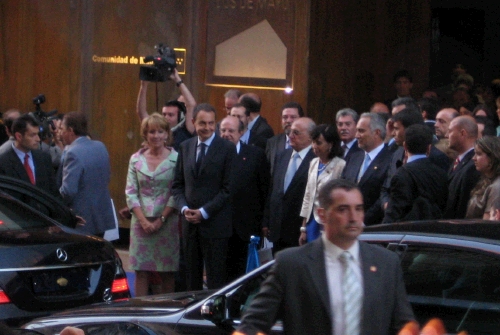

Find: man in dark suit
[237,179,415,335]
[262,117,316,253]
[239,93,274,150]
[58,112,115,237]
[342,113,392,225]
[335,108,362,163]
[383,124,448,223]
[379,109,451,211]
[0,114,58,197]
[265,102,304,175]
[445,115,481,219]
[220,116,270,281]
[172,103,236,290]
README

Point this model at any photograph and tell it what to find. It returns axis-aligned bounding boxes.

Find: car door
[398,234,500,335]
[0,175,77,228]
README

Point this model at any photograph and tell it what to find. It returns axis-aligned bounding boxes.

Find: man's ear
[317,207,326,223]
[14,132,22,142]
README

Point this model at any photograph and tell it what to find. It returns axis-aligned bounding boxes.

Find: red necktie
[24,154,35,185]
[452,157,460,171]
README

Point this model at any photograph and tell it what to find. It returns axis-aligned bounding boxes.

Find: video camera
[29,94,58,141]
[139,43,177,82]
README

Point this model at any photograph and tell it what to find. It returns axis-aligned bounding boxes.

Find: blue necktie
[284,153,299,191]
[357,153,371,182]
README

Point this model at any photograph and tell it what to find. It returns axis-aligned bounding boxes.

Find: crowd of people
[1,65,500,312]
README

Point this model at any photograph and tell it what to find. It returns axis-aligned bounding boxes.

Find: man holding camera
[136,69,196,151]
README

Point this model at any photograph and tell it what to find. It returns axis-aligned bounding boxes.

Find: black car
[0,176,130,325]
[23,220,500,335]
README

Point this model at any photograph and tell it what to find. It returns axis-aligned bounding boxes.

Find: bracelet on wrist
[300,227,307,233]
[176,80,183,87]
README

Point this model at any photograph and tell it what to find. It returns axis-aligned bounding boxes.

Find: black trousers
[185,224,229,290]
[226,233,249,283]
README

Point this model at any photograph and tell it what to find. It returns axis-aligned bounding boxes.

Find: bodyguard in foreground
[236,179,415,335]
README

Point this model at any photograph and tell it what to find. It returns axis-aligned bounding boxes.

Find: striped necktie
[339,251,362,335]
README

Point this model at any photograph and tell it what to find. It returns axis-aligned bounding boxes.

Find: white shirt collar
[365,142,385,161]
[292,145,312,160]
[322,234,360,263]
[458,147,474,161]
[248,115,260,131]
[197,132,216,146]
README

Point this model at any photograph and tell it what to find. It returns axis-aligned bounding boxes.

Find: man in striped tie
[237,179,414,335]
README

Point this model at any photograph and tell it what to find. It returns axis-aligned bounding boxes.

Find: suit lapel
[358,147,387,185]
[275,149,292,194]
[306,239,332,317]
[7,148,30,182]
[317,158,337,184]
[449,149,474,179]
[285,148,314,195]
[359,242,381,334]
[187,137,198,177]
[278,133,287,151]
[345,151,364,182]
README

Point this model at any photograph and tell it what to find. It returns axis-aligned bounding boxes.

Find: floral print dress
[125,148,179,272]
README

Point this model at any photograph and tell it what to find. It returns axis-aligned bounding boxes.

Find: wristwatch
[160,215,166,223]
[176,80,183,87]
[300,227,307,233]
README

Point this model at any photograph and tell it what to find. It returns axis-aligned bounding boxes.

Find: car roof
[364,220,500,241]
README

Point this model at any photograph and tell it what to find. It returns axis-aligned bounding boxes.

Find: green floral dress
[125,148,179,272]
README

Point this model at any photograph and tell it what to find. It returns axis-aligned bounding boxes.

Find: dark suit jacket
[0,146,59,198]
[238,238,414,335]
[445,150,481,219]
[383,157,448,223]
[248,116,274,150]
[342,145,392,225]
[380,145,451,206]
[265,133,286,175]
[263,147,315,245]
[172,135,236,238]
[231,143,270,241]
[343,139,362,164]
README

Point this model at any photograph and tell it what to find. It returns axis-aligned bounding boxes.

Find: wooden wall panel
[193,0,311,133]
[1,0,435,229]
[307,0,430,123]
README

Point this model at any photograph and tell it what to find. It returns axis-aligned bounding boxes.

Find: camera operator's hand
[169,68,182,83]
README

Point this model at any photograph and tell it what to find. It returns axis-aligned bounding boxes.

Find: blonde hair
[141,113,172,146]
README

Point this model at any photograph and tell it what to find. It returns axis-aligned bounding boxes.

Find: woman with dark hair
[299,124,345,244]
[125,113,179,296]
[466,136,500,219]
[473,103,499,127]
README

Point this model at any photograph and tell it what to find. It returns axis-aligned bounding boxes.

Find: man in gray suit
[238,179,414,335]
[58,111,115,237]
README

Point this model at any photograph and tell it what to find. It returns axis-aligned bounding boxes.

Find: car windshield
[0,197,52,231]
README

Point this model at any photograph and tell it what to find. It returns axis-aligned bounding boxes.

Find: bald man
[444,116,480,219]
[263,117,316,253]
[434,108,459,160]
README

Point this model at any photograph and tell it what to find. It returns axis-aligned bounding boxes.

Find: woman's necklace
[318,161,327,173]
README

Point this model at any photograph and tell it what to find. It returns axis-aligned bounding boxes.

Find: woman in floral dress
[126,113,179,296]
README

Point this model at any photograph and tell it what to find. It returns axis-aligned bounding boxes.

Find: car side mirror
[201,294,230,324]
